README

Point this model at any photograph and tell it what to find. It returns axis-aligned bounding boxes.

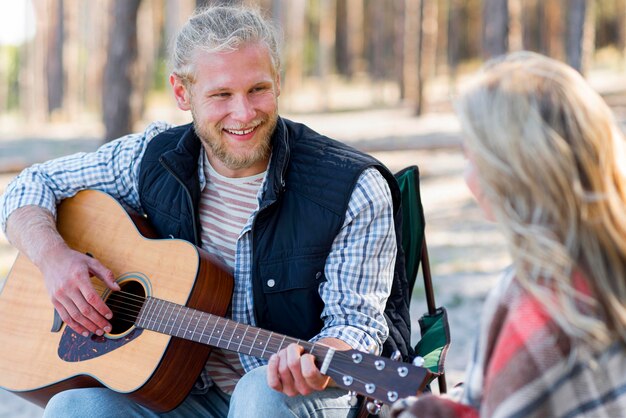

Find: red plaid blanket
[392,271,626,417]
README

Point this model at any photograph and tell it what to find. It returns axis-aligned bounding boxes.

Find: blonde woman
[393,52,626,417]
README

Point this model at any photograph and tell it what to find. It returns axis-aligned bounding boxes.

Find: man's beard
[192,112,277,171]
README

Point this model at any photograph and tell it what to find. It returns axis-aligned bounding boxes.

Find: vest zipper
[158,156,200,246]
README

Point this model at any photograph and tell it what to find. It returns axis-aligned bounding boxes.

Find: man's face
[171,42,280,177]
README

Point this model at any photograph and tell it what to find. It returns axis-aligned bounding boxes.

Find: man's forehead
[190,45,277,87]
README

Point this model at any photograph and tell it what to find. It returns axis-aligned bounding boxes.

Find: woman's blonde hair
[456,51,626,349]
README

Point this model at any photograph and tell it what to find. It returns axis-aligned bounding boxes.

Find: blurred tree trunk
[447,0,461,89]
[395,0,406,98]
[416,0,438,115]
[318,0,336,110]
[47,0,64,115]
[335,0,350,76]
[85,1,109,113]
[435,0,448,73]
[103,0,142,142]
[522,0,542,52]
[403,0,420,106]
[581,0,595,75]
[368,0,386,81]
[482,0,508,58]
[565,0,587,73]
[508,0,522,51]
[545,0,563,59]
[135,1,161,121]
[347,0,365,75]
[619,0,626,60]
[64,1,84,119]
[21,0,47,123]
[283,0,306,106]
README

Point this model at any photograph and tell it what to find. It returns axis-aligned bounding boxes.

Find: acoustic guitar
[0,190,433,412]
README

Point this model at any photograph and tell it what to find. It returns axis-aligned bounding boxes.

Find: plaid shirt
[393,269,626,418]
[0,121,395,373]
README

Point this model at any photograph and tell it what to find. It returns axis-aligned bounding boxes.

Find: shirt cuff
[310,325,382,355]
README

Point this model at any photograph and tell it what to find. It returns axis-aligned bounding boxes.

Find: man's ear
[275,72,281,98]
[170,73,191,111]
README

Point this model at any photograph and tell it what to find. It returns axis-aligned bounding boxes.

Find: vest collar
[160,123,202,186]
[263,117,290,206]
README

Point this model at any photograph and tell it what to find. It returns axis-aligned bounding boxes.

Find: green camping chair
[358,165,450,417]
[395,165,450,395]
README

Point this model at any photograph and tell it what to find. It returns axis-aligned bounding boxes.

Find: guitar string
[95,312,417,399]
[96,292,423,399]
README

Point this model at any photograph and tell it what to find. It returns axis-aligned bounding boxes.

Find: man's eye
[212,92,230,98]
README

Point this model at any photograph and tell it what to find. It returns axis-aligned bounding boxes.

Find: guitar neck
[135,296,431,403]
[135,296,326,361]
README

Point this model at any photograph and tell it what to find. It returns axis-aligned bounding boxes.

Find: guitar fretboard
[135,297,329,361]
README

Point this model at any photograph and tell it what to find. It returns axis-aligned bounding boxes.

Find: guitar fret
[158,301,170,334]
[136,297,152,328]
[237,325,249,352]
[228,322,245,351]
[206,314,220,346]
[198,311,211,345]
[154,299,167,333]
[170,304,184,337]
[163,302,175,334]
[254,329,267,356]
[249,328,261,356]
[181,308,193,339]
[260,330,272,358]
[181,308,194,339]
[225,321,237,350]
[213,317,225,347]
[189,310,202,342]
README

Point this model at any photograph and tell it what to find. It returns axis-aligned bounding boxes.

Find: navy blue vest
[137,118,413,360]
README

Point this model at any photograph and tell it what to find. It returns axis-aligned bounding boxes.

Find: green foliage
[3,46,20,110]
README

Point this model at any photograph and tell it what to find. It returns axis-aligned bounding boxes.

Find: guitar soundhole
[105,280,146,338]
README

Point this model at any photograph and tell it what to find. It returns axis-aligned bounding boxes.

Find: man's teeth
[226,127,255,135]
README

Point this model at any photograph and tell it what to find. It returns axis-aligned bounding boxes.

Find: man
[0,5,411,417]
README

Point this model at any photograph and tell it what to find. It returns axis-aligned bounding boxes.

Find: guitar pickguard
[58,272,151,362]
[58,327,143,362]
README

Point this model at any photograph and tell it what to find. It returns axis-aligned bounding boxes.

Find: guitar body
[0,190,233,411]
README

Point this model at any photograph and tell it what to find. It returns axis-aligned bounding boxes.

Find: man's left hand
[267,338,351,396]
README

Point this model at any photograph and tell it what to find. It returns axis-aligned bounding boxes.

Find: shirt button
[267,279,276,288]
[315,271,322,279]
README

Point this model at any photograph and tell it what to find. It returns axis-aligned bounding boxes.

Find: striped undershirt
[200,155,266,394]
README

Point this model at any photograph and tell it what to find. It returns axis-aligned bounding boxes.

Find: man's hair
[456,51,626,351]
[171,5,281,84]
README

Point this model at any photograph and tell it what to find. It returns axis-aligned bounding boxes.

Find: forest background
[1,0,625,142]
[0,0,626,417]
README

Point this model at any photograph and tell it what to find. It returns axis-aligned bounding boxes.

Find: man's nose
[230,95,256,122]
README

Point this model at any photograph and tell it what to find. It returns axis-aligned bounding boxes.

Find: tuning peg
[390,350,402,361]
[366,399,383,415]
[347,390,359,407]
[412,356,425,367]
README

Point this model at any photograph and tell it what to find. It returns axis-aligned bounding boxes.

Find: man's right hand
[5,205,120,337]
[40,244,120,337]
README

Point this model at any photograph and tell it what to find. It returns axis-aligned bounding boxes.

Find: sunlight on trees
[0,0,624,142]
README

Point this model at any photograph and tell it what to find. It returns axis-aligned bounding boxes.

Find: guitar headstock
[324,349,434,404]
